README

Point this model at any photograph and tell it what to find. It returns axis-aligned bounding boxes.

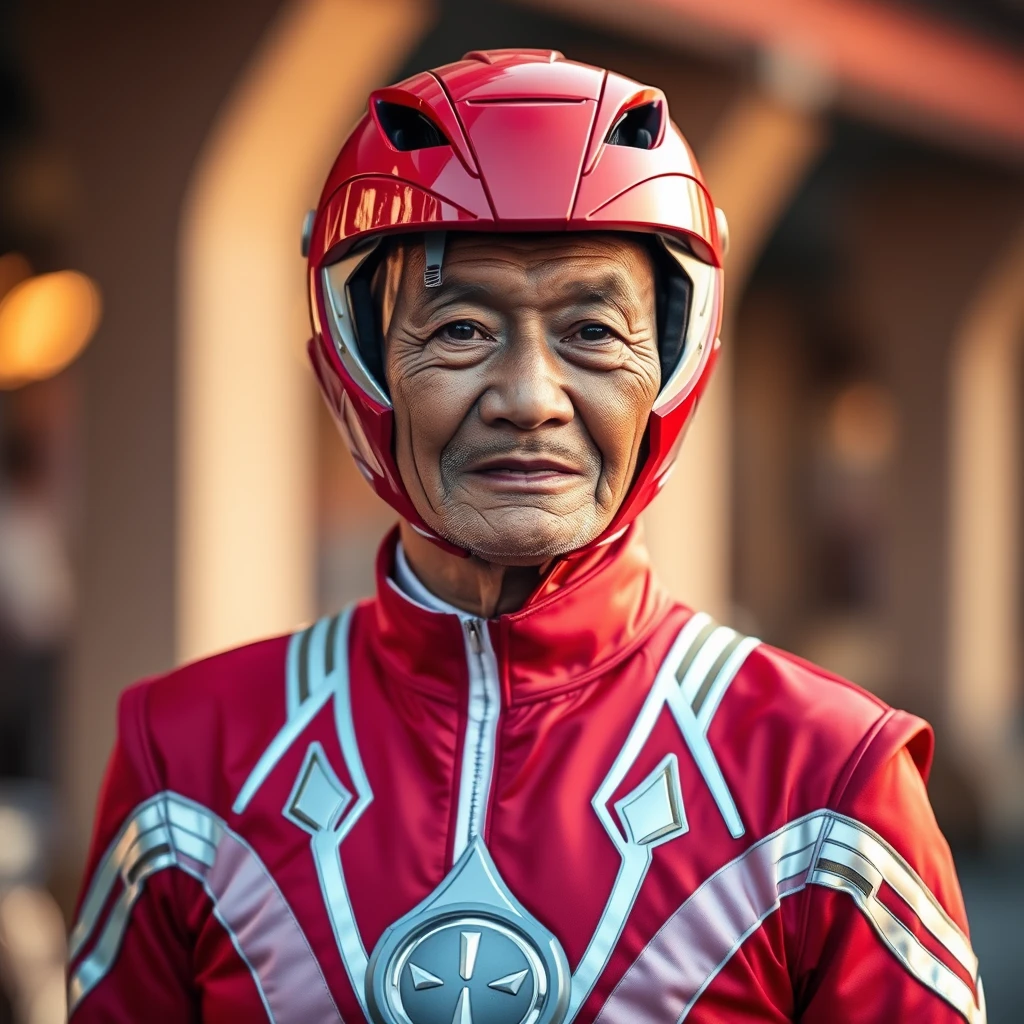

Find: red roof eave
[519,0,1024,160]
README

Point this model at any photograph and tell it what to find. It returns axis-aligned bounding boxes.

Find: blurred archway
[178,0,431,662]
[948,222,1024,844]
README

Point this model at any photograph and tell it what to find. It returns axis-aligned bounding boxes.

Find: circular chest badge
[366,840,569,1024]
[389,914,546,1024]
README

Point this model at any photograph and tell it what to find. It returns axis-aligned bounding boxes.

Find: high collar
[372,524,672,706]
[392,542,473,619]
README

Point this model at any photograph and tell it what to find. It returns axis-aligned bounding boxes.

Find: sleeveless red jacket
[68,527,985,1023]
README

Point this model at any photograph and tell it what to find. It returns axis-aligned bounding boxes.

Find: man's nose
[477,325,574,430]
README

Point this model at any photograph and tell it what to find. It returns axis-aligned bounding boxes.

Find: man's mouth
[465,454,585,492]
[471,455,581,474]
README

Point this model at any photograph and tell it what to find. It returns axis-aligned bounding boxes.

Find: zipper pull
[466,619,483,655]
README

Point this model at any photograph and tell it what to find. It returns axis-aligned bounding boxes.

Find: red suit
[68,528,984,1023]
[70,48,983,1023]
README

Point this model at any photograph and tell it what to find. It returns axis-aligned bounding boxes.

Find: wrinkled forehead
[382,231,656,321]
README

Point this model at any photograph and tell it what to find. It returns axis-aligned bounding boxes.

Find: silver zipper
[453,617,500,860]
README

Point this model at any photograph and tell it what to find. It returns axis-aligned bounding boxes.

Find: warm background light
[0,269,101,388]
[826,381,899,470]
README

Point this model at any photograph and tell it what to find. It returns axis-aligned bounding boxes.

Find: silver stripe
[233,687,333,814]
[823,818,979,981]
[305,615,333,699]
[234,605,354,816]
[811,870,984,1023]
[674,702,745,840]
[69,793,193,1013]
[816,838,882,892]
[237,605,373,1012]
[776,838,822,887]
[676,624,751,839]
[678,626,738,705]
[168,823,217,867]
[307,606,374,1015]
[168,796,219,844]
[695,635,761,733]
[594,810,984,1024]
[207,896,275,1022]
[68,796,169,960]
[68,793,342,1023]
[570,614,713,1019]
[203,824,339,1022]
[285,624,308,719]
[594,811,829,1023]
[68,846,177,1011]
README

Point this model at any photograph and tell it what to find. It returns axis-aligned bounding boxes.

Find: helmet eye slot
[375,100,449,151]
[606,102,661,150]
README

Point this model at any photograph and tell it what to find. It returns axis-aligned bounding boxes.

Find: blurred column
[643,89,824,619]
[21,0,283,901]
[179,0,431,662]
[948,222,1024,844]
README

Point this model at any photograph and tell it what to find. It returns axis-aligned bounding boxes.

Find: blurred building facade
[0,0,1021,1019]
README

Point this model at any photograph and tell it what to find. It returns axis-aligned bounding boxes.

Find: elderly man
[68,50,983,1024]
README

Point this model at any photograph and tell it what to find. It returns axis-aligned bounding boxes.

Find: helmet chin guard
[306,49,725,556]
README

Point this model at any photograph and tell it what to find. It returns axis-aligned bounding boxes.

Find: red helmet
[306,48,726,554]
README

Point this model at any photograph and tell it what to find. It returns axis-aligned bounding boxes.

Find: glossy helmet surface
[306,48,726,554]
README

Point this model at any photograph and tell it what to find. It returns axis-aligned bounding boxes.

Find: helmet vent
[606,102,661,149]
[375,100,448,151]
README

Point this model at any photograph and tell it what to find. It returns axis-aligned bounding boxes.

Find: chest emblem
[367,839,570,1024]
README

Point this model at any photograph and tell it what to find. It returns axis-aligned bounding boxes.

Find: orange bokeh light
[0,269,102,388]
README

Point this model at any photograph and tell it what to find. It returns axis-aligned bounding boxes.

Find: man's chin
[437,507,604,566]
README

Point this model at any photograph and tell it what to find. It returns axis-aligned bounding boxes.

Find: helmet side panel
[315,174,489,266]
[577,173,719,266]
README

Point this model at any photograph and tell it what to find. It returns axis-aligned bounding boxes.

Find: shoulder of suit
[663,608,933,807]
[737,640,932,797]
[114,632,294,777]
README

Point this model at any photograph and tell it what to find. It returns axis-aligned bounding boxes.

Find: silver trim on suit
[810,815,984,1023]
[67,793,341,1022]
[74,603,984,1023]
[452,617,502,863]
[594,810,985,1023]
[232,610,346,817]
[234,605,377,1017]
[569,614,758,1019]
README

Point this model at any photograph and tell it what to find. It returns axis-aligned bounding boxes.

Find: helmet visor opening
[321,231,718,412]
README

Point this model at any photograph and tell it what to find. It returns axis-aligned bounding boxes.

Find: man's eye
[576,323,615,342]
[437,321,483,342]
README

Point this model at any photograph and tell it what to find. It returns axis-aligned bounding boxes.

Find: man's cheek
[414,418,465,499]
[582,399,634,464]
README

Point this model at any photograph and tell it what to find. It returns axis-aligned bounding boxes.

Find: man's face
[383,233,661,565]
